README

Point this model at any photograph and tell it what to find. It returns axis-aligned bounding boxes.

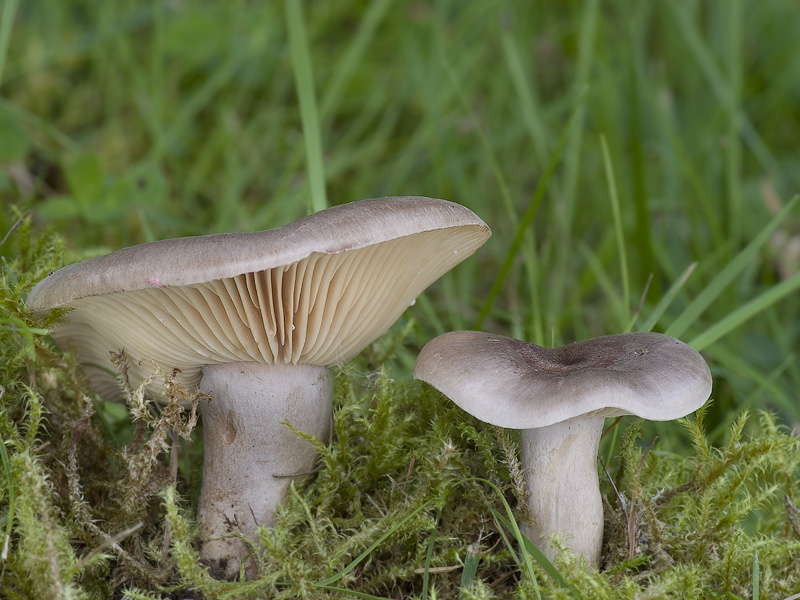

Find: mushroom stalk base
[519,415,605,568]
[197,362,332,580]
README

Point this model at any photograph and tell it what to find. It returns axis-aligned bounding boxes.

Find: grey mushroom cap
[28,196,490,402]
[28,196,488,307]
[414,331,712,429]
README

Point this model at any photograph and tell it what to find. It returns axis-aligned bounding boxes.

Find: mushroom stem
[196,362,332,579]
[519,415,605,568]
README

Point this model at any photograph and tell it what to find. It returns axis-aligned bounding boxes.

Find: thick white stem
[196,362,332,579]
[519,415,605,568]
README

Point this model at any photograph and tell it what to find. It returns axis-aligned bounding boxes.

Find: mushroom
[413,330,712,568]
[27,196,490,578]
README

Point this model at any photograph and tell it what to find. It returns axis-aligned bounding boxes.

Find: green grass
[1,1,800,597]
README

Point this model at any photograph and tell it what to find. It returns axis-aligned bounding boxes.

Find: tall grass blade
[474,92,586,329]
[319,0,394,122]
[656,115,725,249]
[724,0,743,250]
[664,195,798,339]
[0,0,19,88]
[485,502,540,598]
[491,509,578,595]
[600,134,630,329]
[502,31,549,342]
[626,32,656,295]
[549,0,598,323]
[443,60,516,226]
[689,269,800,352]
[421,505,442,600]
[0,434,15,562]
[147,51,246,163]
[639,262,697,332]
[501,32,548,164]
[491,508,521,565]
[578,242,626,326]
[286,0,328,213]
[708,345,796,420]
[560,0,599,227]
[666,1,781,182]
[314,585,393,600]
[458,543,479,598]
[315,500,435,587]
[752,549,759,600]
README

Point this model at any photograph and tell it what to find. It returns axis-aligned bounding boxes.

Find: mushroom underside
[52,228,481,402]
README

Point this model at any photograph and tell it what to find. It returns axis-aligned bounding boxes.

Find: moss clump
[2,223,800,598]
[599,411,800,598]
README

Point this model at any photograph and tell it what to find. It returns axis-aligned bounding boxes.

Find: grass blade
[666,1,781,183]
[315,499,434,587]
[724,0,743,250]
[458,542,479,598]
[484,498,539,597]
[577,242,626,326]
[491,508,521,565]
[443,59,516,227]
[421,504,442,600]
[319,0,394,122]
[664,195,798,339]
[626,28,656,295]
[559,0,599,227]
[0,433,15,561]
[147,49,247,163]
[600,134,630,329]
[286,0,327,213]
[689,268,800,352]
[0,0,19,88]
[501,32,548,164]
[639,262,697,332]
[752,549,759,600]
[474,90,586,330]
[707,345,796,422]
[490,509,576,594]
[314,585,393,600]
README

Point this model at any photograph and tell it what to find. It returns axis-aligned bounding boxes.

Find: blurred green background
[2,0,799,435]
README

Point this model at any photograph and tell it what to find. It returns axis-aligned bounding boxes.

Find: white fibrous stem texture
[519,415,605,568]
[196,362,332,579]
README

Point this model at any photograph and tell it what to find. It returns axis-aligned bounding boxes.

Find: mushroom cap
[414,330,712,429]
[29,197,490,401]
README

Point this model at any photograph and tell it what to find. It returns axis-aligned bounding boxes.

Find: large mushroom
[28,196,490,578]
[414,330,712,568]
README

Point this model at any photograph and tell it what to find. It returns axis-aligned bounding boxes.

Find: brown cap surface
[414,331,712,429]
[29,197,490,401]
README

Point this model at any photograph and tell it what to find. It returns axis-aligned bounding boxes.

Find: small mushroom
[414,330,712,568]
[28,196,490,578]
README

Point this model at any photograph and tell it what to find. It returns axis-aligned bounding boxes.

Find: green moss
[1,225,799,598]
